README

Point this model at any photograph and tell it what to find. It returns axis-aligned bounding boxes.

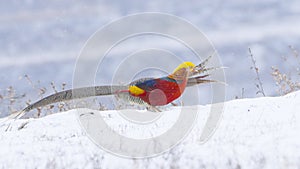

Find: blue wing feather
[134,76,180,92]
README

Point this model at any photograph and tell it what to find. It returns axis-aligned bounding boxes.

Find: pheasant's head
[169,61,196,80]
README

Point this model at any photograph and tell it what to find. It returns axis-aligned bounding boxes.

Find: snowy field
[0,90,299,169]
[1,1,300,168]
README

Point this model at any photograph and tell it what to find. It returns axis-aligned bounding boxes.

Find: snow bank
[0,91,300,169]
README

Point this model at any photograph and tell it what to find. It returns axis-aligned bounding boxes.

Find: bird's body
[116,76,186,107]
[130,77,185,106]
[116,61,195,107]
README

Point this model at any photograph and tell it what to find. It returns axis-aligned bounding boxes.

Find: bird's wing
[132,78,158,92]
[133,77,179,92]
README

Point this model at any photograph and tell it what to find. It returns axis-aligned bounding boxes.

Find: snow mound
[1,91,300,169]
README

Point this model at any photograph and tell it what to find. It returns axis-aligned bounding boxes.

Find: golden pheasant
[3,56,216,121]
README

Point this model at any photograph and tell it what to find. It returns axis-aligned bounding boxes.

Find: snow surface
[1,90,300,169]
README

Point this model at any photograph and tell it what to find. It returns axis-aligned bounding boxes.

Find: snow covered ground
[0,90,299,169]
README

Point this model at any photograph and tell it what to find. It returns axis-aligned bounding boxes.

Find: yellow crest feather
[172,61,195,73]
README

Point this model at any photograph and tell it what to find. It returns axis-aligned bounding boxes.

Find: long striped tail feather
[0,85,128,124]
